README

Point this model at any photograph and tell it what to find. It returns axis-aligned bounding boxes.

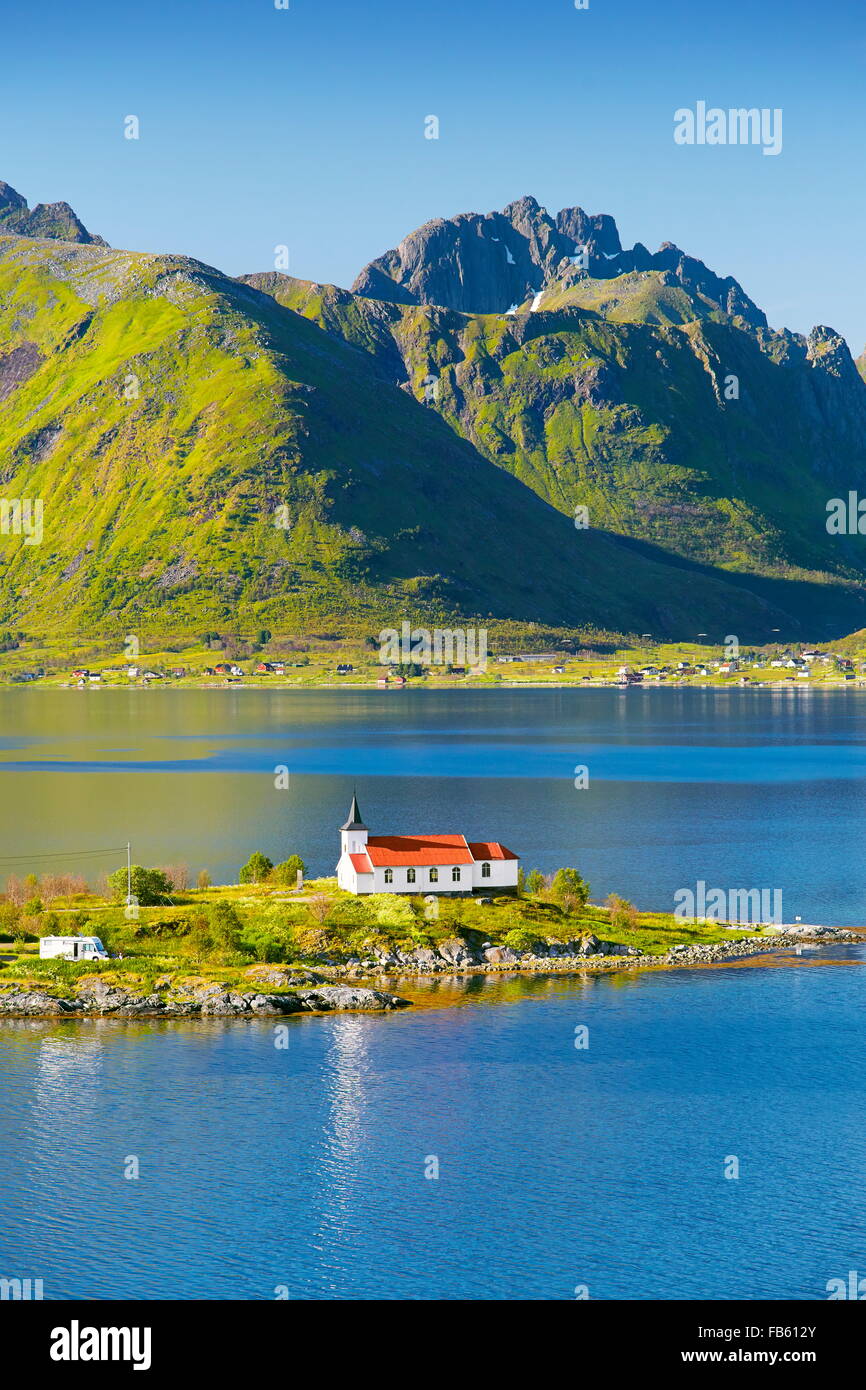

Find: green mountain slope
[0,233,817,643]
[2,181,866,647]
[244,264,866,637]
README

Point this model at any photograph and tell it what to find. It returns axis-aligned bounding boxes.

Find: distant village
[30,644,865,688]
[606,648,862,686]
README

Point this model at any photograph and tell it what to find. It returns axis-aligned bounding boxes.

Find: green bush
[244,930,292,964]
[365,894,416,928]
[209,901,244,950]
[502,928,541,952]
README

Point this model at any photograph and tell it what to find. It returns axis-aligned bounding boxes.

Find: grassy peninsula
[0,864,798,1015]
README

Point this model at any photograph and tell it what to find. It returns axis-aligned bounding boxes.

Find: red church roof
[348,835,518,870]
[365,834,474,866]
[468,841,518,861]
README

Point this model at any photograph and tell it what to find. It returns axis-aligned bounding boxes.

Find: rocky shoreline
[0,973,410,1019]
[0,928,860,1019]
[337,925,862,979]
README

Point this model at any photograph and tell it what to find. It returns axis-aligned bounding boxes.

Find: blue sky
[2,0,866,347]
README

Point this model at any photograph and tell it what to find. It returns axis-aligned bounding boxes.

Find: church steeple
[341,792,367,832]
[340,791,368,858]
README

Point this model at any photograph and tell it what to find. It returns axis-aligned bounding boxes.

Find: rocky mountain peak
[351,195,765,327]
[0,180,107,246]
[0,181,27,211]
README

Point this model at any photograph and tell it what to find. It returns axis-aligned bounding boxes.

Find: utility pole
[127,842,132,905]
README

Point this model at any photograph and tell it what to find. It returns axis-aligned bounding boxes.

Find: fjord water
[2,685,866,1300]
[3,952,866,1301]
[1,685,865,920]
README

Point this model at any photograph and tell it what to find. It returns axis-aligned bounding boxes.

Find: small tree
[197,869,212,891]
[4,875,25,907]
[38,911,61,939]
[239,852,273,885]
[0,902,21,938]
[272,855,306,886]
[525,869,547,896]
[550,868,590,913]
[17,914,41,942]
[606,893,639,932]
[160,864,189,892]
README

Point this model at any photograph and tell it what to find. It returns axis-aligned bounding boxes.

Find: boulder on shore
[298,986,410,1012]
[0,990,79,1015]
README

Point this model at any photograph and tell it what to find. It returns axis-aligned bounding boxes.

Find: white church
[336,794,519,896]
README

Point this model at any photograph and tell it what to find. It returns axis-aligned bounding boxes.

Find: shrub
[326,897,371,928]
[365,894,415,928]
[208,901,244,951]
[242,926,293,964]
[502,928,540,952]
[290,925,331,958]
[197,869,212,890]
[306,893,332,926]
[183,913,213,957]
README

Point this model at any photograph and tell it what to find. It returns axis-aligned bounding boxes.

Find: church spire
[340,792,366,831]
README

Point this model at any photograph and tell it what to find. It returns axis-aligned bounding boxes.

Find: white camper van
[39,936,109,962]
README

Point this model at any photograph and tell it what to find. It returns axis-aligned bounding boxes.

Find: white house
[336,795,519,896]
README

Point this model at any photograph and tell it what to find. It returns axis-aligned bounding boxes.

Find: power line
[0,846,128,864]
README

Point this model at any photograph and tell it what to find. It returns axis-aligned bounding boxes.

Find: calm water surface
[2,687,865,1300]
[2,951,865,1300]
[0,685,863,921]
